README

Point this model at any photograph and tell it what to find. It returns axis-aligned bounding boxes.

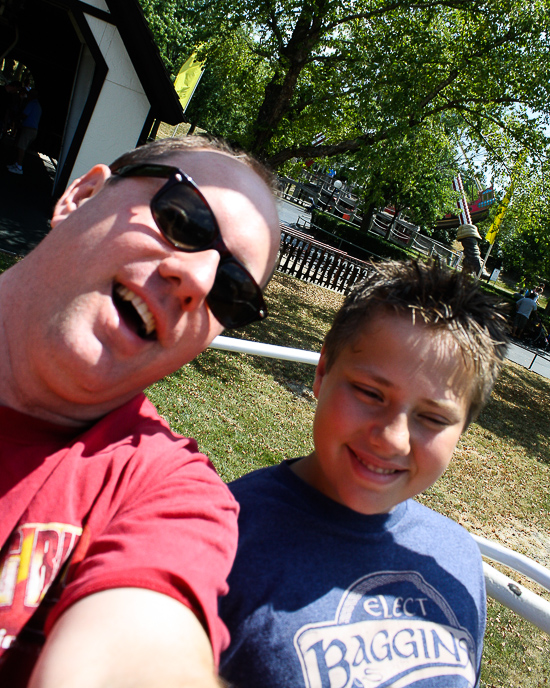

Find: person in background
[512,290,538,338]
[0,80,21,139]
[7,88,42,175]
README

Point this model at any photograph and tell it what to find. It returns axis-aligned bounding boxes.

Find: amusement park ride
[289,150,519,280]
[449,174,494,276]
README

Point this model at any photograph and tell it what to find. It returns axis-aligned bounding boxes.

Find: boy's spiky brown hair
[323,259,510,424]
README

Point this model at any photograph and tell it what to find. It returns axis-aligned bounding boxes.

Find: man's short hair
[108,135,278,193]
[323,259,510,424]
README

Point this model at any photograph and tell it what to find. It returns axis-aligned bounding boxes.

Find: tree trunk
[360,203,377,233]
[385,208,401,240]
[250,63,305,155]
[250,3,327,156]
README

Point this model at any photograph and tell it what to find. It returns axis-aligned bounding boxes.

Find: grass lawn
[147,272,550,688]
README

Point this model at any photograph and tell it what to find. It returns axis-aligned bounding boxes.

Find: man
[0,79,21,139]
[7,88,41,175]
[512,290,537,338]
[0,136,281,687]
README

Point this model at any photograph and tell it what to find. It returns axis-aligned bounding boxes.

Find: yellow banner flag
[485,185,513,244]
[174,51,205,112]
[485,152,526,245]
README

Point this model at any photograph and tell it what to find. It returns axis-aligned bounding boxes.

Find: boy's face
[292,312,472,515]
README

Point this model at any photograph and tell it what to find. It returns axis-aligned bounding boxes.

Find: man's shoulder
[91,394,182,444]
[75,394,204,475]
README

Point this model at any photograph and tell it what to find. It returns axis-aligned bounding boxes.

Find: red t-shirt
[0,394,238,685]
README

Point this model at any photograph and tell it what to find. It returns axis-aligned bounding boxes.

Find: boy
[219,260,509,688]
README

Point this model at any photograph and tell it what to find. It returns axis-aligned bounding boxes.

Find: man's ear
[312,346,328,399]
[50,164,111,228]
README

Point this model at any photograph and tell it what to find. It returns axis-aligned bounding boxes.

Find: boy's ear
[313,346,328,399]
[50,164,112,228]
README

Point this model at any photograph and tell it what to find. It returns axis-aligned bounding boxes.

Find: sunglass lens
[153,184,218,250]
[207,260,267,329]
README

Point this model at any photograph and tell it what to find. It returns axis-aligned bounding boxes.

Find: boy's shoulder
[407,499,473,531]
[229,462,283,496]
[229,461,313,516]
[405,500,481,563]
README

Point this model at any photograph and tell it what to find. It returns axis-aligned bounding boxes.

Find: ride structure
[451,174,489,276]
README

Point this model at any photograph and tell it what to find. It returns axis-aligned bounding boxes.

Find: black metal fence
[278,224,374,294]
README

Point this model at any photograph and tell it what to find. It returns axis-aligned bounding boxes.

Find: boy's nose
[369,412,411,458]
[158,249,220,313]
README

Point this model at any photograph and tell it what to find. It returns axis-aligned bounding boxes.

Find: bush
[310,211,411,262]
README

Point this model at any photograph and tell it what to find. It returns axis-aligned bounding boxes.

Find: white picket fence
[210,335,550,634]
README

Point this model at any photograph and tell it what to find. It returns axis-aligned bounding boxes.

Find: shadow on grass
[212,273,342,391]
[474,363,550,465]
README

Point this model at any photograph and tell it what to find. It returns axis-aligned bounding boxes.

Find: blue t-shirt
[22,99,41,129]
[220,460,485,688]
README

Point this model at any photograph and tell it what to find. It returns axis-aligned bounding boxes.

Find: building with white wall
[1,0,184,195]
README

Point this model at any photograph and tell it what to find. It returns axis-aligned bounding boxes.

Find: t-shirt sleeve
[44,436,239,665]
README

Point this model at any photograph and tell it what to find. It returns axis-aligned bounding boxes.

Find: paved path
[506,341,550,379]
[277,198,311,227]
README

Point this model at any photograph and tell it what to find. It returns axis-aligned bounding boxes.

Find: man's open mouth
[113,284,156,339]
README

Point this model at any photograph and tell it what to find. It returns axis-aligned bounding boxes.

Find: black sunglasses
[112,163,268,330]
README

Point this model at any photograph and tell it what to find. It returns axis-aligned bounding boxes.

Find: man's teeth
[116,285,156,335]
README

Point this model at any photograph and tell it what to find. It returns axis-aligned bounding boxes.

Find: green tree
[344,125,460,232]
[490,155,550,282]
[140,0,549,167]
[140,0,550,269]
[183,30,271,141]
[139,0,195,79]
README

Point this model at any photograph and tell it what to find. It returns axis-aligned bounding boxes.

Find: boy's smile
[291,312,471,514]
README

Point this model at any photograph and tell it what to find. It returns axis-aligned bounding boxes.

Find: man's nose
[369,412,411,458]
[158,249,220,312]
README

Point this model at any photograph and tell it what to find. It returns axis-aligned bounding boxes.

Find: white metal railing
[210,335,550,634]
[212,336,321,366]
[473,535,550,633]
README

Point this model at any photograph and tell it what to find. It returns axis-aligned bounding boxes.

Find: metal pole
[210,336,320,366]
[477,242,493,281]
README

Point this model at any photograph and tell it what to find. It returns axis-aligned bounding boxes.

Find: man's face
[291,313,471,514]
[12,150,280,423]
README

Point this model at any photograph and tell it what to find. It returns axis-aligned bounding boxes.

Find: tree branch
[412,96,527,126]
[414,27,520,113]
[266,7,284,51]
[325,0,482,32]
[266,131,385,167]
